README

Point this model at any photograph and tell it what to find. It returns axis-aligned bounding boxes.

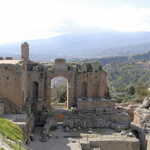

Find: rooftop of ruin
[0,60,21,65]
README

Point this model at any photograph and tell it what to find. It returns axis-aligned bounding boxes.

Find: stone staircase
[1,98,24,114]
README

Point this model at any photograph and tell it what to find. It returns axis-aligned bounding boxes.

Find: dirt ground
[27,126,118,150]
[27,126,81,150]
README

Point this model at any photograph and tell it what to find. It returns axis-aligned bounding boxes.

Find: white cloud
[0,0,150,43]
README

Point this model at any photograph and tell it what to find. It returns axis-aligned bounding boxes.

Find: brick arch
[45,73,73,109]
[51,76,68,103]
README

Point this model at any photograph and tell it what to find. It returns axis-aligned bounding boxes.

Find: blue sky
[0,0,150,44]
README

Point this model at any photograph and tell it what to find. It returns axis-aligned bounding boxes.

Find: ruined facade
[0,42,110,112]
[0,42,142,150]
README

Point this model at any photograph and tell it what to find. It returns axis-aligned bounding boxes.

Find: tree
[135,82,148,96]
[128,86,135,95]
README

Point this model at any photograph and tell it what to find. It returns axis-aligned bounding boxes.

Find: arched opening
[51,76,67,110]
[81,82,87,97]
[32,81,38,99]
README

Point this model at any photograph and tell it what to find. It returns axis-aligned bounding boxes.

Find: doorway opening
[81,82,87,97]
[32,81,38,100]
[51,76,68,107]
[51,76,68,122]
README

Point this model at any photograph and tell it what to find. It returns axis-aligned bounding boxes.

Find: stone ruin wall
[0,62,23,110]
[25,58,109,111]
[63,111,131,129]
[0,42,109,112]
[77,99,115,111]
[132,97,150,150]
[81,140,140,150]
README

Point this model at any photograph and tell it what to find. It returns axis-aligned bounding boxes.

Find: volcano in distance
[0,31,150,61]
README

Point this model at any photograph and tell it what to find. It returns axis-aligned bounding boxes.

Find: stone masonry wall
[0,63,22,109]
[133,113,141,126]
[77,99,115,111]
[0,43,110,111]
[88,140,140,150]
[63,112,130,129]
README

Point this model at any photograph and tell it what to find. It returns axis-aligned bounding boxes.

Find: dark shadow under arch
[32,81,38,99]
[81,82,87,97]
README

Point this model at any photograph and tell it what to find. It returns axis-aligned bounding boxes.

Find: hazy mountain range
[0,31,150,61]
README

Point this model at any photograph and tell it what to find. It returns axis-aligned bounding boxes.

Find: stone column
[45,78,51,108]
[67,78,75,109]
[21,42,29,109]
[21,42,29,61]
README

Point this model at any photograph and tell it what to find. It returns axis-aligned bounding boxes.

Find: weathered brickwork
[0,42,110,111]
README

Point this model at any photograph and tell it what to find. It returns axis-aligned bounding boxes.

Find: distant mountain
[75,51,150,66]
[1,31,150,60]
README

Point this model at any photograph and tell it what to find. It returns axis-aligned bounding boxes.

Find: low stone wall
[63,112,130,131]
[133,113,141,126]
[5,57,13,60]
[88,140,140,150]
[77,99,115,111]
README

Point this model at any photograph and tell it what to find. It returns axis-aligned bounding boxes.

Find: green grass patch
[0,118,23,141]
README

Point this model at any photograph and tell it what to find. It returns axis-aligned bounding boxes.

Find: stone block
[96,108,104,113]
[101,98,106,101]
[88,98,93,101]
[142,97,150,108]
[142,114,150,123]
[78,98,82,101]
[5,57,13,60]
[81,142,90,150]
[65,127,70,132]
[120,130,127,135]
[104,108,113,112]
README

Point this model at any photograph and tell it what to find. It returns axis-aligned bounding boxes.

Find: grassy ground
[0,118,25,150]
[0,118,23,141]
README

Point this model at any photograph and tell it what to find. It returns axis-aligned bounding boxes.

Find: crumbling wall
[0,63,22,109]
[77,98,115,111]
[63,112,130,130]
[132,97,150,150]
[89,140,140,150]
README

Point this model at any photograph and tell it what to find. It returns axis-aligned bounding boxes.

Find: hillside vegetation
[104,62,150,91]
[104,62,150,103]
[76,51,150,66]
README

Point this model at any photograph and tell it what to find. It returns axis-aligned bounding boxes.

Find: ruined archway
[51,76,67,109]
[46,74,72,109]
